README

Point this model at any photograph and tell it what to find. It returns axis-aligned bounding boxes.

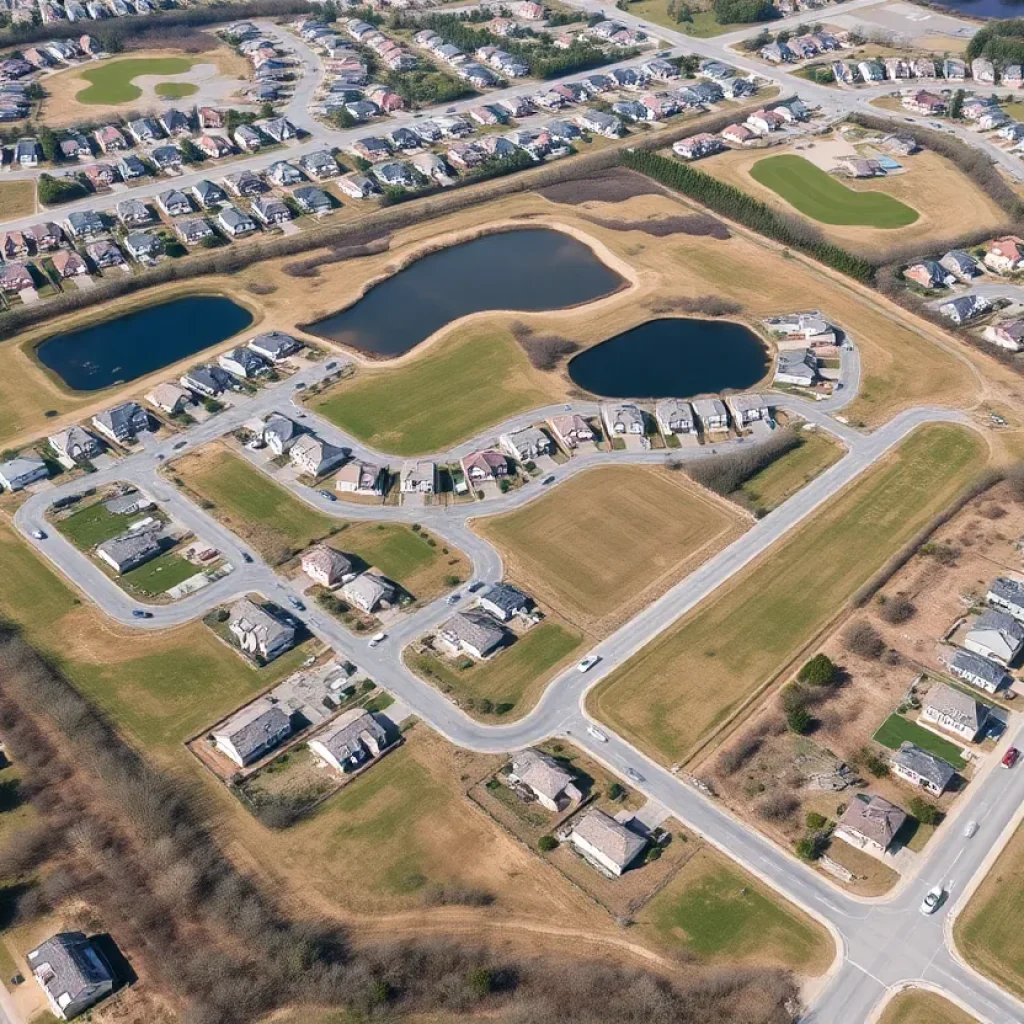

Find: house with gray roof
[569,807,647,876]
[180,365,233,398]
[834,793,906,856]
[212,698,292,767]
[95,529,161,574]
[48,425,102,465]
[921,681,989,742]
[300,544,354,589]
[91,402,150,444]
[218,346,267,380]
[775,348,818,386]
[0,453,48,491]
[950,648,1008,694]
[508,748,581,812]
[309,708,390,774]
[341,572,395,614]
[987,576,1024,623]
[655,398,695,436]
[438,609,507,659]
[27,931,114,1020]
[400,459,435,495]
[479,582,533,622]
[263,413,302,454]
[289,434,348,478]
[248,331,301,362]
[601,402,645,436]
[889,741,956,796]
[727,393,770,427]
[228,598,296,662]
[965,609,1024,667]
[500,426,552,463]
[692,397,729,434]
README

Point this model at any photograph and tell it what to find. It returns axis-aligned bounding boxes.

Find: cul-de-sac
[5,0,1024,1021]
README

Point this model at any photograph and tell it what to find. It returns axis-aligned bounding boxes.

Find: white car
[30,529,46,540]
[368,632,387,648]
[577,655,600,673]
[963,820,978,839]
[920,884,944,916]
[587,725,608,743]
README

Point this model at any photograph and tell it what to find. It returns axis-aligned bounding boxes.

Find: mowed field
[76,56,196,103]
[749,155,919,228]
[738,431,843,513]
[589,425,984,766]
[475,465,747,636]
[878,990,977,1024]
[311,326,559,456]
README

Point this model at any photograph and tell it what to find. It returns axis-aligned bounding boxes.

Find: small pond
[37,296,255,391]
[305,228,626,357]
[925,0,1024,18]
[567,317,769,399]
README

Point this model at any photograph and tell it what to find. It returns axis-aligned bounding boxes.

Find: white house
[335,460,387,496]
[27,932,114,1021]
[341,572,396,614]
[48,426,102,465]
[568,808,646,876]
[889,742,955,796]
[601,402,645,436]
[300,544,354,589]
[921,682,989,741]
[964,610,1024,666]
[212,698,292,767]
[833,793,906,856]
[500,426,553,463]
[289,434,348,478]
[228,598,296,662]
[987,576,1024,622]
[508,748,581,812]
[726,394,770,427]
[950,648,1007,694]
[691,398,729,434]
[655,399,695,436]
[0,453,49,491]
[309,708,390,774]
[400,460,435,494]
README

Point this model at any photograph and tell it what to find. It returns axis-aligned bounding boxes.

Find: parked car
[963,820,978,839]
[241,552,253,563]
[288,596,305,611]
[920,884,944,915]
[468,581,485,593]
[326,361,338,370]
[318,489,336,501]
[446,593,460,605]
[1003,747,1020,769]
[173,440,188,450]
[294,381,307,390]
[368,631,387,648]
[30,529,46,540]
[587,725,608,742]
[132,609,153,619]
[577,655,600,673]
[542,475,555,485]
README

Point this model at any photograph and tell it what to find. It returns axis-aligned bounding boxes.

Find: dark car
[173,440,188,450]
[542,475,555,485]
[288,596,306,611]
[318,489,337,502]
[132,609,153,619]
[468,581,485,593]
[241,552,254,563]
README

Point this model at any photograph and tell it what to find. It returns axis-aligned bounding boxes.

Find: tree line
[966,18,1024,67]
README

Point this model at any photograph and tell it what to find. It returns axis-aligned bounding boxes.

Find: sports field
[311,326,557,456]
[589,425,984,766]
[878,991,976,1024]
[76,57,196,104]
[475,465,746,636]
[749,155,919,228]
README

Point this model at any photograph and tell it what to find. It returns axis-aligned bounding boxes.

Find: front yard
[873,713,968,770]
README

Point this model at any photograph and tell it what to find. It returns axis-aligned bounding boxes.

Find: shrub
[786,706,812,735]
[920,541,960,566]
[756,792,798,822]
[858,747,890,778]
[909,797,942,825]
[878,594,916,624]
[798,654,836,687]
[717,733,763,775]
[795,834,825,861]
[843,620,885,660]
[538,835,557,852]
[805,811,827,830]
[608,782,624,801]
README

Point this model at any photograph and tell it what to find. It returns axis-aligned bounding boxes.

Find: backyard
[873,712,968,770]
[589,425,985,766]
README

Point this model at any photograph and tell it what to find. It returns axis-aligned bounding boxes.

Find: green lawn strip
[739,432,843,512]
[639,851,827,967]
[311,331,552,456]
[76,57,195,104]
[408,622,583,713]
[121,551,201,596]
[749,154,919,228]
[56,500,136,549]
[872,714,967,770]
[590,425,983,765]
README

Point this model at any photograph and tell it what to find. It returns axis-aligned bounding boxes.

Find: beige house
[289,435,348,478]
[146,382,193,416]
[508,748,581,812]
[461,449,508,484]
[301,544,355,589]
[547,413,595,450]
[400,460,436,494]
[335,459,387,496]
[212,698,292,767]
[228,598,296,662]
[834,794,906,856]
[568,808,646,876]
[309,708,390,774]
[341,572,396,614]
[921,682,988,742]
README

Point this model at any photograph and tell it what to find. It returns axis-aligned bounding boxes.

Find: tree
[795,834,825,860]
[842,620,885,660]
[786,705,812,734]
[608,782,624,800]
[805,811,827,830]
[178,138,203,164]
[37,125,57,162]
[538,835,557,852]
[909,797,942,825]
[949,88,965,120]
[798,654,836,687]
[878,594,915,624]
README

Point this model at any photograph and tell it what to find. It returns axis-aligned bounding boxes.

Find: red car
[1002,747,1020,769]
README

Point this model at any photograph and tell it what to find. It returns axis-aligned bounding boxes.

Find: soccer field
[749,155,919,228]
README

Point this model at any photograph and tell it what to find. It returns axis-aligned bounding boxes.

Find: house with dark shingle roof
[228,598,296,662]
[27,931,114,1020]
[889,742,956,795]
[569,807,647,875]
[921,682,989,742]
[965,609,1024,666]
[834,793,906,856]
[987,576,1024,622]
[309,708,390,774]
[479,582,533,622]
[950,648,1007,694]
[508,748,581,811]
[212,698,292,767]
[438,610,507,659]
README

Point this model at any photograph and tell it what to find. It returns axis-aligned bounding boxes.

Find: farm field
[878,990,977,1024]
[311,326,558,456]
[749,155,919,228]
[475,464,747,636]
[737,430,843,513]
[636,847,832,972]
[76,56,197,103]
[589,425,984,766]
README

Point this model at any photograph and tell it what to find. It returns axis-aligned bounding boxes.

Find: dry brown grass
[0,180,34,220]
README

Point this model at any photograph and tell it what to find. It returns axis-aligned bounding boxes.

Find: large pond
[305,228,626,356]
[926,0,1023,17]
[37,296,255,391]
[567,317,769,399]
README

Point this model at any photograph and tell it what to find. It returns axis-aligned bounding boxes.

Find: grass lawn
[76,56,195,104]
[155,81,198,99]
[637,848,832,971]
[749,155,919,228]
[55,499,133,549]
[407,621,584,716]
[311,327,555,456]
[738,432,843,513]
[878,990,976,1024]
[872,713,967,770]
[589,425,984,766]
[475,465,744,635]
[0,180,34,220]
[121,551,201,596]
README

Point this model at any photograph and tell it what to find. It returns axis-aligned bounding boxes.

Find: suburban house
[52,251,89,279]
[939,295,991,324]
[904,260,953,290]
[301,150,341,179]
[341,572,395,614]
[479,582,533,622]
[721,123,755,145]
[655,398,695,436]
[217,206,258,238]
[27,932,114,1021]
[290,435,348,478]
[0,453,48,491]
[177,218,214,246]
[146,382,192,416]
[263,413,302,454]
[192,179,227,207]
[940,249,980,281]
[180,365,233,397]
[228,598,296,662]
[602,402,645,436]
[438,610,507,659]
[984,237,1024,275]
[673,133,725,161]
[508,748,581,812]
[950,648,1008,693]
[124,232,162,262]
[568,807,646,876]
[763,312,835,344]
[335,460,387,496]
[156,189,191,217]
[301,544,354,589]
[834,793,906,856]
[248,331,300,362]
[964,610,1024,666]
[85,240,124,268]
[921,682,989,741]
[775,348,819,386]
[461,449,509,484]
[96,529,161,575]
[218,346,267,379]
[727,394,770,428]
[987,576,1024,622]
[309,708,390,774]
[0,261,34,293]
[212,698,292,767]
[500,426,552,463]
[983,319,1024,352]
[196,134,233,159]
[91,402,150,444]
[400,460,435,494]
[547,413,595,451]
[692,398,729,434]
[48,425,101,464]
[252,196,292,226]
[889,742,956,796]
[293,185,332,214]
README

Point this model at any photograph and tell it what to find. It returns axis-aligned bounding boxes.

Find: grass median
[588,424,984,766]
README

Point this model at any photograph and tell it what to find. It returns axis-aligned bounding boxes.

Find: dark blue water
[927,0,1024,17]
[37,296,254,391]
[306,228,625,356]
[567,317,769,399]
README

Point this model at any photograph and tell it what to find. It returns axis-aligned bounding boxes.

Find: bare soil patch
[536,167,667,206]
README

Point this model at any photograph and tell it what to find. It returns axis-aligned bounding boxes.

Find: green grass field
[589,425,983,766]
[56,500,133,549]
[311,328,554,456]
[638,850,830,969]
[873,713,967,770]
[749,155,919,228]
[407,621,583,716]
[878,990,977,1024]
[155,82,199,99]
[739,432,842,513]
[122,551,201,596]
[76,57,195,104]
